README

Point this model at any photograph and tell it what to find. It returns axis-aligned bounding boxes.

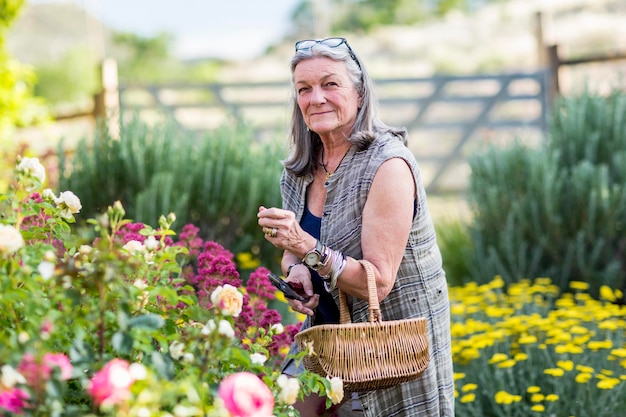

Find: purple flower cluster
[118,222,300,359]
[116,222,174,246]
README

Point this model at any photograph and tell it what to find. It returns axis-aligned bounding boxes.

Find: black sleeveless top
[300,206,340,324]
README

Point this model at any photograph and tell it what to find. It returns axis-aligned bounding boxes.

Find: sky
[28,0,301,60]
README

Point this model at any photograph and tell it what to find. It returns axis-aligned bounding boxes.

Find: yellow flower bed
[450,276,626,417]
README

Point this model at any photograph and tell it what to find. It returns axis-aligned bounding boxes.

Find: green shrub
[436,217,474,286]
[34,46,99,105]
[58,115,285,270]
[466,90,626,297]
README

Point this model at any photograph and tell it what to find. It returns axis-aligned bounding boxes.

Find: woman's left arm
[335,157,415,301]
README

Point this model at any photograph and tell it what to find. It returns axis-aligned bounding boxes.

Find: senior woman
[257,37,454,417]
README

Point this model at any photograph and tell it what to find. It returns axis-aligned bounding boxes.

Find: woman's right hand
[285,263,319,316]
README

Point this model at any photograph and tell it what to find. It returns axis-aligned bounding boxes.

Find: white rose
[129,363,147,380]
[1,365,26,388]
[0,224,24,254]
[143,235,159,251]
[210,284,243,317]
[250,353,267,365]
[169,341,185,360]
[133,279,148,290]
[54,191,82,219]
[42,188,56,201]
[202,319,217,335]
[123,240,145,254]
[79,245,93,255]
[17,156,46,184]
[270,323,284,335]
[277,374,300,405]
[38,261,55,280]
[217,319,235,339]
[327,376,344,404]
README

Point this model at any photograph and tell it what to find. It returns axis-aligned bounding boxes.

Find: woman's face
[294,57,361,140]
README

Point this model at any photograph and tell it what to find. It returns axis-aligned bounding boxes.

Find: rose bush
[0,156,342,416]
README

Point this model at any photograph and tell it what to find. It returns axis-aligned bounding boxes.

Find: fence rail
[117,70,549,193]
[42,40,625,194]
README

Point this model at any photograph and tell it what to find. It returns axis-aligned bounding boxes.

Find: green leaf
[112,331,134,355]
[148,351,175,379]
[128,313,165,330]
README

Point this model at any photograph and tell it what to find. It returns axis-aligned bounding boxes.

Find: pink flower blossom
[18,353,72,390]
[88,359,134,407]
[0,388,29,414]
[218,372,274,417]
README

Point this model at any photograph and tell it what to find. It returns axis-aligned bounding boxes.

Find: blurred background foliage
[57,116,285,272]
[0,0,48,144]
[437,88,626,302]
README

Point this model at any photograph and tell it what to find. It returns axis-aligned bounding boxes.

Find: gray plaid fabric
[281,131,455,417]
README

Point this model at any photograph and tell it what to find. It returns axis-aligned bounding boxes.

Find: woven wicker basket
[295,260,430,393]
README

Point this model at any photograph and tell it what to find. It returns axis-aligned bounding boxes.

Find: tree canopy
[0,0,48,144]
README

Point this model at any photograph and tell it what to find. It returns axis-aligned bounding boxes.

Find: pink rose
[18,353,72,389]
[218,372,274,417]
[88,359,134,407]
[0,388,30,414]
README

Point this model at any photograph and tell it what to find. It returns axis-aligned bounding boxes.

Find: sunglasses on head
[294,37,362,70]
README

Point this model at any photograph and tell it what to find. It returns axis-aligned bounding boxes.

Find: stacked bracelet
[286,262,302,276]
[321,250,347,293]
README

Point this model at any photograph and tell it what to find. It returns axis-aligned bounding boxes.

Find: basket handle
[338,259,382,324]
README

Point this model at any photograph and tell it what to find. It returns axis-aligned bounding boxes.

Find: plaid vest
[281,131,455,416]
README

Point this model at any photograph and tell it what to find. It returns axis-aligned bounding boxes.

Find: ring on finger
[270,227,278,238]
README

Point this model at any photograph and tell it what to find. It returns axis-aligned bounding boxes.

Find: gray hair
[283,40,407,177]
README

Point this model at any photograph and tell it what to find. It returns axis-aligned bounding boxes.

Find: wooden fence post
[547,44,560,107]
[534,11,549,68]
[93,59,120,139]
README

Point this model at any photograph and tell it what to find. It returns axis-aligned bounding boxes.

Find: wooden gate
[118,70,549,193]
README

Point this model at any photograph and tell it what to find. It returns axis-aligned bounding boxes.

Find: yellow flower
[488,353,508,364]
[610,348,626,358]
[569,281,589,291]
[461,383,478,392]
[545,394,559,402]
[544,368,565,377]
[597,378,620,390]
[530,393,545,402]
[460,393,475,403]
[575,365,594,373]
[575,373,592,383]
[514,352,528,361]
[498,359,516,369]
[531,405,545,412]
[494,391,522,404]
[599,285,616,302]
[557,360,574,371]
[519,335,538,344]
[598,320,619,331]
[587,340,613,351]
[453,372,466,380]
[527,386,541,393]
